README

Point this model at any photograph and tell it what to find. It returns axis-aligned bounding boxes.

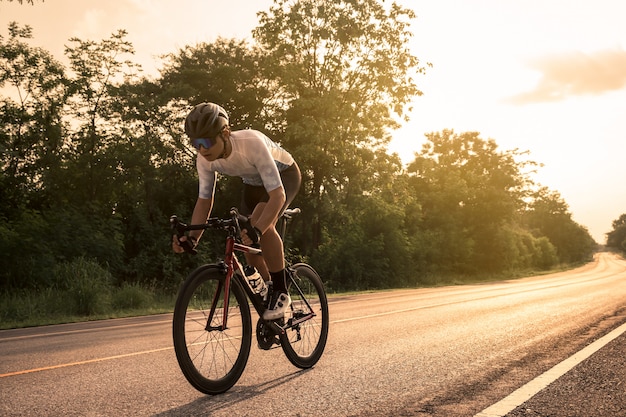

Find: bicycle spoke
[173,267,252,394]
[279,264,329,368]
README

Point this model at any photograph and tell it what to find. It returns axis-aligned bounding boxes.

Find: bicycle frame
[219,235,317,335]
[172,206,328,395]
[171,208,317,336]
[216,235,263,331]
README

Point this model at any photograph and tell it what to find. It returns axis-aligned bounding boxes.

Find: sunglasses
[191,138,215,150]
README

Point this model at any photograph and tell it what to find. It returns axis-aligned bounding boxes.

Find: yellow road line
[0,346,173,378]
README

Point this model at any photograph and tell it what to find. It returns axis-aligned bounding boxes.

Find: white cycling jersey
[196,129,295,199]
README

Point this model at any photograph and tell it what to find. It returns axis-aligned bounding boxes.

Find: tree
[0,22,66,215]
[404,130,594,274]
[406,130,540,273]
[105,78,204,284]
[1,0,42,4]
[523,187,596,263]
[607,214,626,251]
[159,38,280,134]
[62,29,142,208]
[254,0,428,250]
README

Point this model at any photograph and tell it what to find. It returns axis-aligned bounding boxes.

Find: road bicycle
[170,207,329,394]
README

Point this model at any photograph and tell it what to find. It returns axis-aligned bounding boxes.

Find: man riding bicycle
[172,102,301,320]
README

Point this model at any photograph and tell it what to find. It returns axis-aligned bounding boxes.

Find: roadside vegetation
[606,214,626,254]
[0,257,175,329]
[1,0,601,329]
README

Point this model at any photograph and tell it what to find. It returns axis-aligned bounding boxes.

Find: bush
[534,237,558,270]
[112,283,154,310]
[53,257,113,316]
[0,287,98,328]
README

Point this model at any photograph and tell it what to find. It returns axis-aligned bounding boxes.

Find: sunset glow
[2,0,624,242]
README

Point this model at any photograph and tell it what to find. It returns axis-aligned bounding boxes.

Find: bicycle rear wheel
[172,265,252,394]
[280,263,329,368]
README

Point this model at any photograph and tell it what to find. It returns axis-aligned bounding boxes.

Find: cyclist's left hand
[172,235,186,253]
[241,227,260,246]
[172,235,197,254]
[240,218,261,246]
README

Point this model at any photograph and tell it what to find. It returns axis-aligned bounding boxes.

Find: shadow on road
[153,368,313,416]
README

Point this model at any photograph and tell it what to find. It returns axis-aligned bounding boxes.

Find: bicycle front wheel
[280,263,329,368]
[172,265,252,394]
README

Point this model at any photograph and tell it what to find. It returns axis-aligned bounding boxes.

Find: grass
[0,257,178,330]
[0,286,176,330]
[1,258,588,330]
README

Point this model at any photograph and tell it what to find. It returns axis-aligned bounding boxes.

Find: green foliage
[255,0,427,250]
[607,214,626,252]
[313,193,414,291]
[0,1,599,322]
[405,130,552,274]
[523,187,596,263]
[112,282,154,310]
[0,22,66,214]
[61,30,143,207]
[0,288,65,326]
[160,38,277,132]
[53,257,113,316]
[0,206,124,290]
[0,209,56,289]
[0,281,172,329]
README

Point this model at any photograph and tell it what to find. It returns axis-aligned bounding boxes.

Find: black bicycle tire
[172,265,252,394]
[279,263,329,368]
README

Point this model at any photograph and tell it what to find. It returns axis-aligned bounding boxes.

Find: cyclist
[172,102,301,321]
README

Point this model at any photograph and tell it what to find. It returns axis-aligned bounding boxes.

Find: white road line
[475,320,626,417]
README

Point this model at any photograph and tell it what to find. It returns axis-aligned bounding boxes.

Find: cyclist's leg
[280,162,301,215]
[241,186,271,280]
[241,163,300,278]
[242,163,301,319]
[249,204,287,294]
[260,164,301,319]
[244,251,269,281]
[259,164,301,273]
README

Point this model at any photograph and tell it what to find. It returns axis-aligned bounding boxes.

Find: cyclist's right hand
[172,235,197,254]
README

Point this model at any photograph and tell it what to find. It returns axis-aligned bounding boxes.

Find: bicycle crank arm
[287,312,316,327]
[266,320,286,335]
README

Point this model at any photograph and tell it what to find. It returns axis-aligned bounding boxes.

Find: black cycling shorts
[240,162,301,217]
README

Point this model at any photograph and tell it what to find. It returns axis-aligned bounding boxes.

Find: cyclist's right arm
[173,160,217,253]
[189,197,213,242]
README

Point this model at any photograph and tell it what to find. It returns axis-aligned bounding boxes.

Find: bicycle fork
[206,278,227,332]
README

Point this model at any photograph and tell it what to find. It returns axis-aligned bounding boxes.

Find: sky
[1,0,625,243]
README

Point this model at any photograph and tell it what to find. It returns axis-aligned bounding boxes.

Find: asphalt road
[2,252,626,417]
